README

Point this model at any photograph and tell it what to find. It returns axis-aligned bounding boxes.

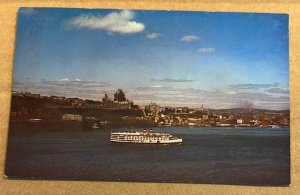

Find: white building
[62,114,82,121]
[237,118,243,124]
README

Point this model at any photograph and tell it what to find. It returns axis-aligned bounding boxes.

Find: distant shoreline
[9,93,290,130]
[9,120,289,129]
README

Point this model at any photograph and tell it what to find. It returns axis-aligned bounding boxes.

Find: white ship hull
[110,130,183,144]
[110,139,182,144]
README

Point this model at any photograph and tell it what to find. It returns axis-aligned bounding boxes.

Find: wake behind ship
[110,129,182,144]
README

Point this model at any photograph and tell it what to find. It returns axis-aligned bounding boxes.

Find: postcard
[5,7,290,186]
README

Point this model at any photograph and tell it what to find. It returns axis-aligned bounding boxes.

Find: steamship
[110,129,182,144]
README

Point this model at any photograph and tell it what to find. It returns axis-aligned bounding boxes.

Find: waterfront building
[237,118,243,124]
[62,114,82,121]
[202,114,209,121]
[24,92,40,98]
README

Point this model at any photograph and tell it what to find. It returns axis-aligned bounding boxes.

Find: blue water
[5,123,290,186]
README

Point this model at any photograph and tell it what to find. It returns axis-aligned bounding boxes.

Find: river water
[5,122,290,186]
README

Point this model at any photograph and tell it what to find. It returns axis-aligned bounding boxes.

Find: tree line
[102,89,127,103]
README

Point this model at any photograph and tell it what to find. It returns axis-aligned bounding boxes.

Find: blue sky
[13,8,289,109]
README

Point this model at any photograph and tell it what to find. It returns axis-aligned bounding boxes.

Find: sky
[13,8,289,110]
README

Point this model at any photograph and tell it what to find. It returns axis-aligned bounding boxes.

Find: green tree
[114,89,126,102]
[102,93,109,103]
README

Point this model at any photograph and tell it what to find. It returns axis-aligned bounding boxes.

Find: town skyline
[10,90,290,129]
[13,8,289,110]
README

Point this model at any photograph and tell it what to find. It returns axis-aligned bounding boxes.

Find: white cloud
[146,33,161,40]
[229,83,279,90]
[12,79,289,110]
[180,35,200,42]
[151,78,195,83]
[12,79,113,100]
[75,78,81,81]
[197,47,216,53]
[42,79,110,88]
[265,87,289,94]
[60,78,70,81]
[150,85,163,88]
[129,85,289,110]
[64,10,145,35]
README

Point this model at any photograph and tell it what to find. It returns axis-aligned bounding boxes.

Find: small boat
[270,125,280,128]
[110,129,182,144]
[92,123,100,129]
[28,118,42,123]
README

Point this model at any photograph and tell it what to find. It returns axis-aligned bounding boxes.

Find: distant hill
[210,108,289,114]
